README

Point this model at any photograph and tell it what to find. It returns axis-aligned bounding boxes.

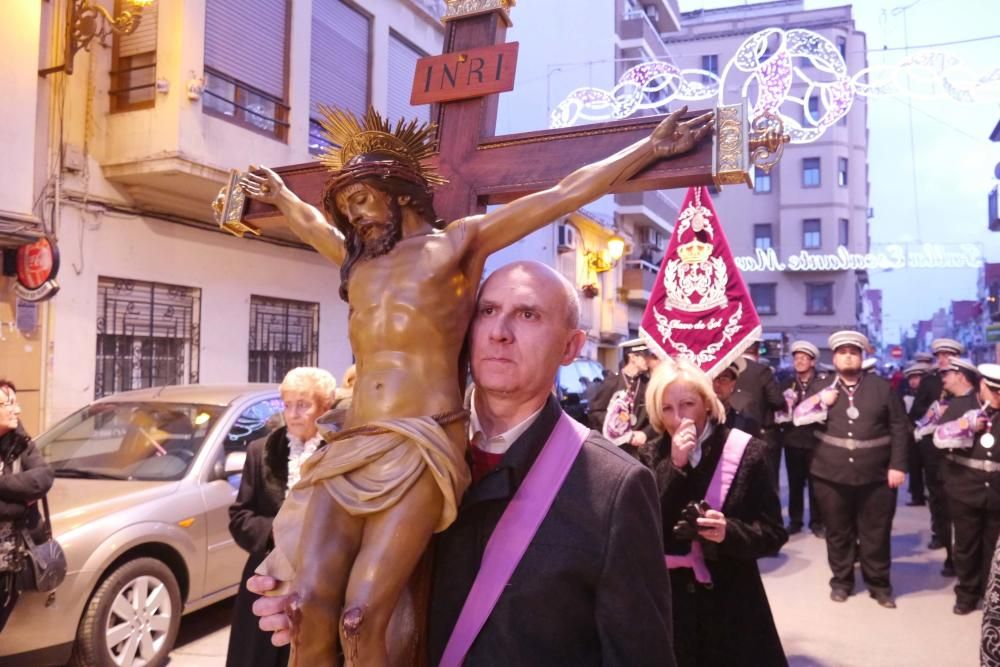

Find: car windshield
[35,402,226,482]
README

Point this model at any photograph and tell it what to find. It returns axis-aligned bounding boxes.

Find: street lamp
[586,234,626,274]
[39,0,155,77]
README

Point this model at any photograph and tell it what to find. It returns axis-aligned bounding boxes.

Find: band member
[731,343,785,485]
[900,363,930,414]
[935,363,1000,615]
[926,358,981,579]
[777,341,827,536]
[590,339,657,455]
[712,357,760,436]
[908,340,964,506]
[793,331,908,608]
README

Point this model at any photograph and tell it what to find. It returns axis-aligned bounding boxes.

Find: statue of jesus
[233,104,712,665]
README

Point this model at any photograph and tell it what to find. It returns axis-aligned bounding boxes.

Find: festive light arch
[550,27,1000,143]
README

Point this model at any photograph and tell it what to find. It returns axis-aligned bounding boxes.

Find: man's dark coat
[429,396,675,666]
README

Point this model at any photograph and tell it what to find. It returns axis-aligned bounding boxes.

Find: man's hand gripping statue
[229,105,712,666]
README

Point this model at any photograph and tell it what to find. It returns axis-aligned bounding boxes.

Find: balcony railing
[622,259,659,305]
[202,66,290,142]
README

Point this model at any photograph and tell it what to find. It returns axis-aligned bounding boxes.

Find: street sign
[987,324,1000,343]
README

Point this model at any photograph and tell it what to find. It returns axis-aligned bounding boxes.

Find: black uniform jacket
[731,358,785,434]
[943,396,1000,505]
[429,396,675,667]
[809,374,910,485]
[909,371,944,423]
[587,370,657,444]
[644,424,788,666]
[778,372,828,449]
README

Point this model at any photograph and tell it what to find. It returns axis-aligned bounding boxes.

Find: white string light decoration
[549,27,1000,144]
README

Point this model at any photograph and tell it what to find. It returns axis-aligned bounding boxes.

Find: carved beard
[356,200,403,260]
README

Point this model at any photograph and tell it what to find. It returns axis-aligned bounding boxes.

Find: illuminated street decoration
[734,244,984,273]
[550,28,1000,143]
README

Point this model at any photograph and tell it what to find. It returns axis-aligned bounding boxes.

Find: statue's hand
[650,106,714,160]
[239,165,286,204]
[211,187,227,223]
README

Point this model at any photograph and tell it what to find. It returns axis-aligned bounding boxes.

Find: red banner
[639,186,761,378]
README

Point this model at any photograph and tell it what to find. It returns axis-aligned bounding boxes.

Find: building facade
[1,0,446,431]
[492,0,683,371]
[664,0,871,363]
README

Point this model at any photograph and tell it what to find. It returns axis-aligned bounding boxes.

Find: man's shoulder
[571,432,649,487]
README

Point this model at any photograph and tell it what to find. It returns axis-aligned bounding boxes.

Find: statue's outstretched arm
[466,107,713,258]
[240,166,347,266]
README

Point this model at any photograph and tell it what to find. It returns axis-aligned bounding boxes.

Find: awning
[0,210,45,248]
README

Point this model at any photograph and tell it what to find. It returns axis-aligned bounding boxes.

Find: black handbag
[17,496,66,593]
[9,456,66,593]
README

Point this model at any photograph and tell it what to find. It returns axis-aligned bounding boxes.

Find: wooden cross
[243,6,758,234]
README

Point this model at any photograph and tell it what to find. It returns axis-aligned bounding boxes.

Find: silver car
[0,384,283,667]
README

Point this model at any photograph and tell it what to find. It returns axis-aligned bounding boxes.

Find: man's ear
[561,329,587,365]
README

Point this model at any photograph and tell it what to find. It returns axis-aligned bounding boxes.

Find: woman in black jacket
[642,359,788,667]
[225,367,337,667]
[0,379,54,633]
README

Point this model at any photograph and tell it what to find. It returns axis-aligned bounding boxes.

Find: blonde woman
[643,359,787,667]
[226,367,337,667]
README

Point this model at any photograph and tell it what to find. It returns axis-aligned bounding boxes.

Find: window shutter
[119,3,157,58]
[311,0,370,119]
[205,0,288,98]
[387,32,429,123]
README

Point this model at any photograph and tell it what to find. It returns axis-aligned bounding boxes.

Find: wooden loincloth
[257,411,471,584]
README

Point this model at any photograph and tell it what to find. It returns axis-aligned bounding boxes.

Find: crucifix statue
[216,3,782,665]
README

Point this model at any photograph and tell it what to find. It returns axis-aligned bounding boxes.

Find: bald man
[250,262,675,666]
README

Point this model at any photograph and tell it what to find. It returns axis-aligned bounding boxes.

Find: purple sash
[665,428,752,585]
[439,412,590,667]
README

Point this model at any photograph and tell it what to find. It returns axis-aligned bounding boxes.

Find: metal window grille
[248,296,320,383]
[110,1,157,111]
[95,278,201,398]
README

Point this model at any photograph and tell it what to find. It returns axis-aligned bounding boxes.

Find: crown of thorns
[315,105,446,187]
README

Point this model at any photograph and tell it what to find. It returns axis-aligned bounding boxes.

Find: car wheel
[69,557,182,667]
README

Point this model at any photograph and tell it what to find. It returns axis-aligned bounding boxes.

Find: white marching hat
[946,357,979,376]
[903,362,931,377]
[619,338,649,355]
[862,358,878,372]
[980,363,1000,390]
[931,338,965,355]
[913,352,934,363]
[828,330,870,353]
[790,340,820,359]
[720,356,748,378]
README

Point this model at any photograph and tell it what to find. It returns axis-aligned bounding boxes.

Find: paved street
[167,493,984,667]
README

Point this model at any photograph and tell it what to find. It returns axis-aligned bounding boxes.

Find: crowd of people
[220,260,998,666]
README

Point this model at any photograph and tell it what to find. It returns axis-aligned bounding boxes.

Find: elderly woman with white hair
[642,358,787,667]
[226,367,337,667]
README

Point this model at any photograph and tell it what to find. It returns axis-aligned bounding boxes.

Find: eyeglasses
[0,400,19,411]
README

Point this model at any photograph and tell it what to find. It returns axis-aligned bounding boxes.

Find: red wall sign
[15,238,60,302]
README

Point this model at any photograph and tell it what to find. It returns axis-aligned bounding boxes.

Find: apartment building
[664,0,871,363]
[0,0,445,430]
[491,0,683,370]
